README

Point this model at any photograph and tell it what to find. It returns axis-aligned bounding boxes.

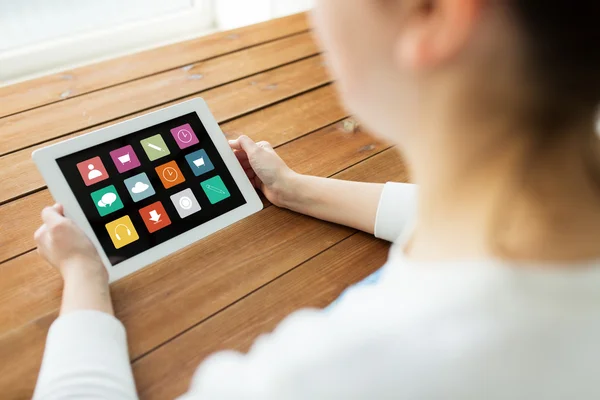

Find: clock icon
[177,129,193,143]
[162,166,178,182]
[171,123,198,149]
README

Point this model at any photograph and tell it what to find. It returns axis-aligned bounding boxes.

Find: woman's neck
[404,120,600,265]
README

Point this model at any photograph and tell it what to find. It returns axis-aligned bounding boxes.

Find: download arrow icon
[149,210,162,223]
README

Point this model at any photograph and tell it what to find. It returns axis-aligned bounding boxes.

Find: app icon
[139,201,171,233]
[140,134,171,161]
[184,149,214,176]
[156,160,186,189]
[170,123,199,149]
[170,188,201,218]
[110,145,141,173]
[76,156,108,186]
[91,185,124,217]
[105,215,139,249]
[201,175,230,204]
[124,172,155,202]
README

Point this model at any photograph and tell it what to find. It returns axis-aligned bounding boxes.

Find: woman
[33,0,600,398]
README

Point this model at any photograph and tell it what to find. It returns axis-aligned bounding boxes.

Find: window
[0,0,313,84]
[0,0,212,83]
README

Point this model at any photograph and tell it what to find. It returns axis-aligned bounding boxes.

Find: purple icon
[170,123,199,149]
[110,145,141,173]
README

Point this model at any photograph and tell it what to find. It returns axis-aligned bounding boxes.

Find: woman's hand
[229,135,299,208]
[35,204,113,315]
[229,135,386,235]
[34,204,107,282]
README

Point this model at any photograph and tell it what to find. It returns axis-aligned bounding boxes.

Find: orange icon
[155,160,186,189]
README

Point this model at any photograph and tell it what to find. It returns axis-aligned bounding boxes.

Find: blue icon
[123,172,155,202]
[185,149,214,177]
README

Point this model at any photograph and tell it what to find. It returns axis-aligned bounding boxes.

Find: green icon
[201,175,230,204]
[140,134,170,161]
[91,185,124,217]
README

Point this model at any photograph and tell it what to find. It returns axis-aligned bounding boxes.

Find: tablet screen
[57,112,247,266]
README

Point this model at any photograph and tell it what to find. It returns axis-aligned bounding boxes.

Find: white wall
[215,0,314,30]
[0,0,195,52]
[0,0,314,85]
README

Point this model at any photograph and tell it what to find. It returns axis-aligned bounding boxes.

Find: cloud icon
[131,181,149,194]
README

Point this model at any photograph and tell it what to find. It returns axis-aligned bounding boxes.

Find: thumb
[42,205,66,227]
[53,203,65,215]
[237,135,260,156]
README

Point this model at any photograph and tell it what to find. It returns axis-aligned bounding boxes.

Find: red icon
[76,156,109,186]
[138,201,171,233]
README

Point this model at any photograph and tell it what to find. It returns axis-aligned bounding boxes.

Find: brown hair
[490,1,600,259]
[510,1,600,130]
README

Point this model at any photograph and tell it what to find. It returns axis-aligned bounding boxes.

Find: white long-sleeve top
[34,182,600,399]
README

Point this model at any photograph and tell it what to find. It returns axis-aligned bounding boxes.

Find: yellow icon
[105,215,139,249]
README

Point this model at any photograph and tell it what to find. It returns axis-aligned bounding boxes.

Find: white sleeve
[178,283,391,400]
[33,310,138,400]
[374,182,418,242]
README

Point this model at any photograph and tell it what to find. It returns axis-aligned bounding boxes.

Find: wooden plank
[0,85,346,263]
[130,149,410,399]
[275,120,388,178]
[0,31,319,156]
[0,208,352,400]
[133,233,389,400]
[0,114,381,335]
[0,13,309,118]
[0,136,405,399]
[335,146,410,184]
[0,123,390,395]
[0,55,332,205]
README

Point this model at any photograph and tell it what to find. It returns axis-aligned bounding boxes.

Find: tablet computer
[33,98,263,282]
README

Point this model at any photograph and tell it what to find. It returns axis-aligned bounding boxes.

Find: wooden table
[0,13,407,399]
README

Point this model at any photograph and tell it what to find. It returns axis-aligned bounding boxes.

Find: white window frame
[0,0,315,85]
[0,0,214,85]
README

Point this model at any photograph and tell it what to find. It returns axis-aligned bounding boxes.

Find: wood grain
[0,208,351,400]
[0,14,408,400]
[0,55,333,205]
[132,233,389,400]
[335,146,410,184]
[0,32,320,156]
[0,85,346,263]
[0,13,309,118]
[130,149,410,400]
[0,137,406,399]
[0,114,382,334]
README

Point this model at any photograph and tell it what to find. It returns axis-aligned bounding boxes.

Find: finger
[234,149,249,161]
[237,135,259,156]
[228,139,242,150]
[244,168,256,179]
[255,176,265,192]
[53,203,65,215]
[41,206,66,227]
[34,224,47,242]
[239,159,252,169]
[252,176,261,189]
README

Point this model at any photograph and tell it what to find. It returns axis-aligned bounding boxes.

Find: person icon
[87,164,103,180]
[77,157,108,186]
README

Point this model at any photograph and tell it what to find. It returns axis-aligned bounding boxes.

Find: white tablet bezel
[32,98,263,282]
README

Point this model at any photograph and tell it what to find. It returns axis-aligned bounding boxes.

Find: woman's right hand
[34,204,107,283]
[229,135,298,208]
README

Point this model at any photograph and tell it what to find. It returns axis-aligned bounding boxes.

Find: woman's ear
[394,0,481,70]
